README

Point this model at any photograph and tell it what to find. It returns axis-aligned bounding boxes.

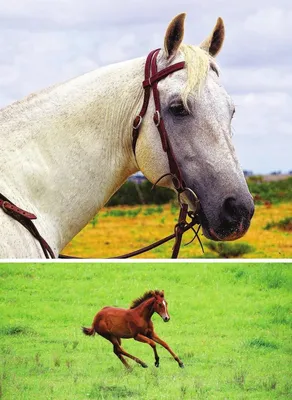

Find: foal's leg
[111,337,148,369]
[134,334,160,367]
[101,335,131,369]
[113,344,131,369]
[151,332,184,368]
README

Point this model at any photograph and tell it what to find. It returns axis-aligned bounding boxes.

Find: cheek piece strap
[132,48,186,193]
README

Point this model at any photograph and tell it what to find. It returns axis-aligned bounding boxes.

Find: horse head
[135,14,254,241]
[153,290,170,322]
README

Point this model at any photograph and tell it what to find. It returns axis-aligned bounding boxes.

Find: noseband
[0,49,201,259]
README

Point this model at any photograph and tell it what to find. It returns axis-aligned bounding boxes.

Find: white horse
[0,13,254,258]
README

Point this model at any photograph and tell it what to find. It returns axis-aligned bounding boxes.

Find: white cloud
[233,92,292,137]
[244,7,292,38]
[223,67,292,94]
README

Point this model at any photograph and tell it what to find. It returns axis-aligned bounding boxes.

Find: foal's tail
[82,326,95,336]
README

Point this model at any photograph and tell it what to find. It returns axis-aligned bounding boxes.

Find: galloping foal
[82,290,184,369]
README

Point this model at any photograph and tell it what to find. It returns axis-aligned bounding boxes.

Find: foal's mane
[130,290,163,309]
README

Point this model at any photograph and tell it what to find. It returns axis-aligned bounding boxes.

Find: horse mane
[130,290,163,309]
[179,44,213,110]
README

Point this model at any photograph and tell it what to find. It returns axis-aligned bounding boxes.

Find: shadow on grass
[89,384,138,399]
[0,325,35,336]
[244,337,279,350]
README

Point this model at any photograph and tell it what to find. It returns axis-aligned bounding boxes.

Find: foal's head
[152,290,170,322]
[130,290,170,322]
[135,13,254,242]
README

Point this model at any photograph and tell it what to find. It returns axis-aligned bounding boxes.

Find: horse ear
[164,13,186,60]
[200,17,225,57]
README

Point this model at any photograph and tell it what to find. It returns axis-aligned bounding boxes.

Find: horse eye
[231,108,236,119]
[170,103,189,117]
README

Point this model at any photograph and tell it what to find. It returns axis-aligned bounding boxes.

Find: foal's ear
[200,17,225,57]
[164,13,186,60]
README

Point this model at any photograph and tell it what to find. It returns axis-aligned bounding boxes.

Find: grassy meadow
[0,263,291,399]
[62,202,292,258]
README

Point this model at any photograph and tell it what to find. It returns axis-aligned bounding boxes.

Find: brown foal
[82,290,184,369]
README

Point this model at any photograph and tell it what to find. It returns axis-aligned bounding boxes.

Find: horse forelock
[130,289,163,309]
[179,44,212,110]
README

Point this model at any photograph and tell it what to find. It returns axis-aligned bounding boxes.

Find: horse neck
[0,57,145,252]
[134,297,155,321]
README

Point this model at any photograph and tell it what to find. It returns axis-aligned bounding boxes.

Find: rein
[1,48,201,259]
[0,193,55,259]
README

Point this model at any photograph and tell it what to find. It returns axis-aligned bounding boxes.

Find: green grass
[248,177,292,204]
[91,205,164,222]
[0,263,291,399]
[205,242,254,258]
[103,208,142,218]
[264,217,292,232]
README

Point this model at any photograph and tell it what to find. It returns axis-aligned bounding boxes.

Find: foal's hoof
[155,361,159,368]
[141,363,148,368]
[179,362,185,368]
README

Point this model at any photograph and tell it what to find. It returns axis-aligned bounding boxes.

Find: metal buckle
[1,201,9,213]
[133,116,143,130]
[177,187,200,213]
[154,110,161,126]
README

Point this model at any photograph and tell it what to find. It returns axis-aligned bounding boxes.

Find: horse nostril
[223,197,238,219]
[222,196,254,223]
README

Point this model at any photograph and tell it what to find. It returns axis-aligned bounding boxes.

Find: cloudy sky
[0,0,291,174]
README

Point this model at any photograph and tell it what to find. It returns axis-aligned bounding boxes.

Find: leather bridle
[132,48,186,193]
[0,48,201,259]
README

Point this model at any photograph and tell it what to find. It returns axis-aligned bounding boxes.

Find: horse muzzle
[199,196,255,241]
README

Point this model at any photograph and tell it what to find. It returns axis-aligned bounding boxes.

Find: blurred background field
[63,177,292,258]
[0,263,291,399]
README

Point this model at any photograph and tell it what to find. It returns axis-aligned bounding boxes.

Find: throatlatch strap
[132,49,160,152]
